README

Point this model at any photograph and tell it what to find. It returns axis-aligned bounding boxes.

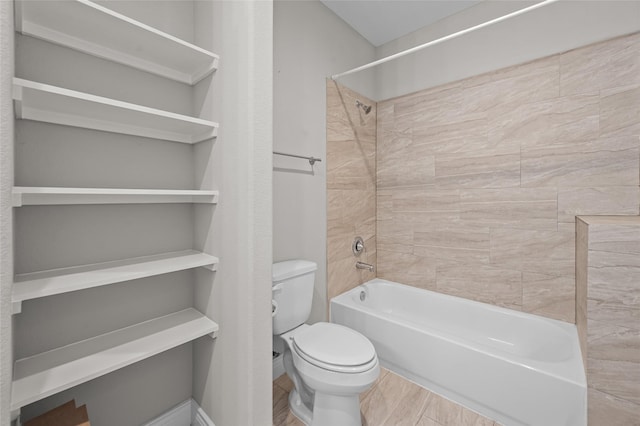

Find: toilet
[272,259,379,426]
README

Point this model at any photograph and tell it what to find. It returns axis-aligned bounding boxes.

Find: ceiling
[320,0,481,47]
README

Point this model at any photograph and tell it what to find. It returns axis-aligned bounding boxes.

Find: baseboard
[143,398,215,426]
[273,353,285,379]
[191,401,214,426]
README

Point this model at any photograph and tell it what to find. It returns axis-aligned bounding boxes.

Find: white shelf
[11,308,218,411]
[13,78,218,143]
[12,250,218,314]
[12,186,219,207]
[15,0,219,85]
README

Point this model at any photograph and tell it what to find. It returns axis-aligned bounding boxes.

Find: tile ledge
[577,215,640,225]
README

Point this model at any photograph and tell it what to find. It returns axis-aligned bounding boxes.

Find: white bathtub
[330,279,587,426]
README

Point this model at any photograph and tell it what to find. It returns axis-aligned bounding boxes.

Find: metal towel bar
[273,151,322,165]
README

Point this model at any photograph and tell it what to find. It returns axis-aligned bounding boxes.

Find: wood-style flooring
[273,367,501,426]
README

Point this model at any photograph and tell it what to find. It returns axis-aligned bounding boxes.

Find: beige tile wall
[326,80,376,307]
[376,33,640,323]
[576,216,640,424]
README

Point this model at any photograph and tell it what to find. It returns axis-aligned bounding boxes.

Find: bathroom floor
[273,367,501,426]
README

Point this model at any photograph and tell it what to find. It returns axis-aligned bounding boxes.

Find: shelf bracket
[12,301,22,315]
[201,263,217,272]
[193,128,217,143]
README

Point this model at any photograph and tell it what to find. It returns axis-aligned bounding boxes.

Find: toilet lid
[292,323,376,372]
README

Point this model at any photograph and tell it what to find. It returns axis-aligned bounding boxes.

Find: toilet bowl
[273,260,379,426]
[280,323,379,426]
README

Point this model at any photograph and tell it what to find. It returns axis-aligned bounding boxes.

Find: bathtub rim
[330,278,586,388]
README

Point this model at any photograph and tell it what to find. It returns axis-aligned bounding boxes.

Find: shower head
[356,100,372,115]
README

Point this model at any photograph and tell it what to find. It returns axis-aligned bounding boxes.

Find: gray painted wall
[192,1,273,425]
[0,1,14,424]
[273,0,376,329]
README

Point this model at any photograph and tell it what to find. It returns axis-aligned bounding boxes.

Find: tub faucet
[356,261,375,272]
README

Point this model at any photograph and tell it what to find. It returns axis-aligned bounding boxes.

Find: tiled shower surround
[322,32,639,426]
[326,80,377,304]
[324,31,639,426]
[375,32,639,323]
[577,216,640,422]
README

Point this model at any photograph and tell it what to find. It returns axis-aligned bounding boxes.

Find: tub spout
[356,261,375,272]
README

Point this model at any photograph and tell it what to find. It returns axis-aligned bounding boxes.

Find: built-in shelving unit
[15,0,219,85]
[12,186,219,207]
[12,250,218,314]
[11,308,219,411]
[13,78,219,143]
[10,0,220,421]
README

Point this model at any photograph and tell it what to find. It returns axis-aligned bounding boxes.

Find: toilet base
[288,388,363,426]
[288,389,312,425]
[310,392,362,426]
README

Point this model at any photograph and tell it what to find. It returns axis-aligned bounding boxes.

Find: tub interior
[352,279,577,364]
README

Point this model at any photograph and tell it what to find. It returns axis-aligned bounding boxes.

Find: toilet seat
[292,322,377,373]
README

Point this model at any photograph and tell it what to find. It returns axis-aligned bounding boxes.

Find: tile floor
[273,367,500,426]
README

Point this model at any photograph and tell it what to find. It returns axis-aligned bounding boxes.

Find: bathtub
[330,279,587,426]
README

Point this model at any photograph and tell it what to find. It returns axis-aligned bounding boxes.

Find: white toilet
[273,260,379,426]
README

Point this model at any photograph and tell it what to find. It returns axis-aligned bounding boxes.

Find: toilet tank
[272,260,317,335]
